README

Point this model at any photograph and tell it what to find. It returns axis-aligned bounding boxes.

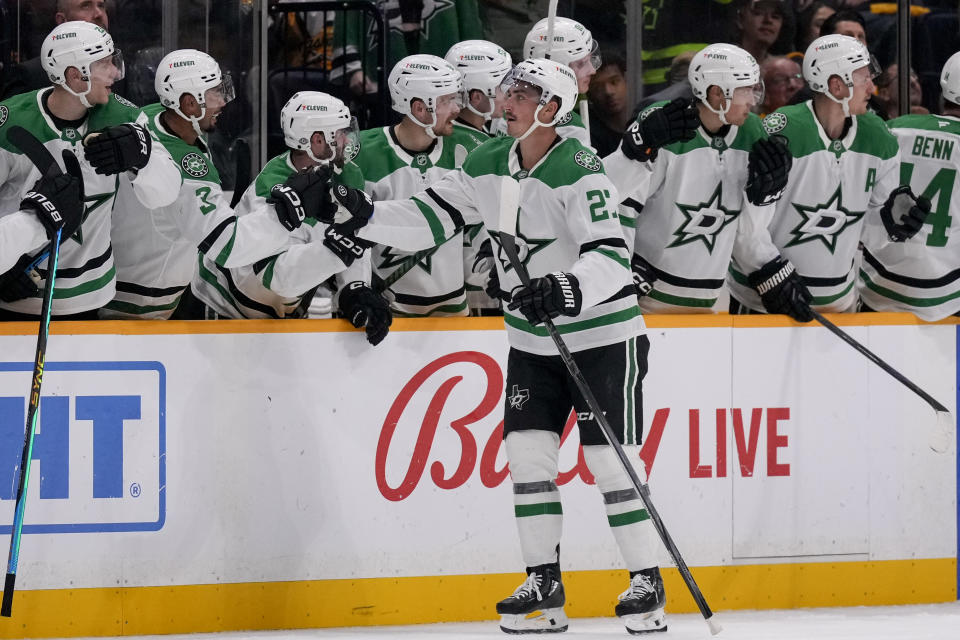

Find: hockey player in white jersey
[100,49,317,320]
[445,40,512,141]
[0,21,178,320]
[727,34,929,318]
[604,43,792,314]
[859,52,960,320]
[445,40,513,314]
[522,16,601,147]
[192,91,391,344]
[331,58,666,634]
[353,54,482,317]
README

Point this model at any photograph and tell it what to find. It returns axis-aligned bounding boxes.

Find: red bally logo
[376,352,792,501]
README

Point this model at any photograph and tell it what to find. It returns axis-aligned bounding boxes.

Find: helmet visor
[499,66,544,101]
[332,115,360,164]
[434,91,464,122]
[90,49,125,82]
[206,72,236,106]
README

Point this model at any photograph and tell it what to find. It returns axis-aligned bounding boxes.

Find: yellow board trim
[0,312,956,337]
[1,559,954,638]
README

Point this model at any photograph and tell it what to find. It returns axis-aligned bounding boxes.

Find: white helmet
[689,43,762,125]
[155,49,235,138]
[499,57,578,140]
[280,91,358,164]
[941,51,960,105]
[803,34,874,116]
[523,17,600,69]
[388,54,462,138]
[444,40,512,119]
[41,21,124,108]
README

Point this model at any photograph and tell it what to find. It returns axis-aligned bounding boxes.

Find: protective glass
[206,72,236,106]
[90,49,125,82]
[332,116,360,163]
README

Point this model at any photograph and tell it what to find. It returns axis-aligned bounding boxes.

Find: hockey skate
[615,567,667,634]
[496,563,568,634]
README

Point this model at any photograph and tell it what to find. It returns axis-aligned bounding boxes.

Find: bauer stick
[810,310,954,452]
[1,126,81,617]
[497,177,721,635]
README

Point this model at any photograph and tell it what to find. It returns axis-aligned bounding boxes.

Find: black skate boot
[615,567,667,634]
[496,562,568,634]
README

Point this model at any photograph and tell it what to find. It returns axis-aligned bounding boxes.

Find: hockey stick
[1,125,76,617]
[544,0,558,60]
[372,243,443,294]
[810,310,954,452]
[497,177,721,635]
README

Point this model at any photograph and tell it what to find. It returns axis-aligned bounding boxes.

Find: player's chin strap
[701,94,732,126]
[174,103,207,139]
[59,78,94,109]
[465,89,495,119]
[824,85,854,118]
[306,139,337,165]
[515,101,561,141]
[413,108,441,139]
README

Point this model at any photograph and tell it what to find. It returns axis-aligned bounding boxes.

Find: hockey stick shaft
[2,230,61,617]
[544,0,558,59]
[811,310,949,413]
[497,229,718,632]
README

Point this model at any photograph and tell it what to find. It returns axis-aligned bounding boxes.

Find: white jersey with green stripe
[0,89,179,315]
[605,112,779,312]
[727,101,900,312]
[192,152,369,319]
[354,125,482,316]
[357,135,645,355]
[103,104,294,319]
[859,113,960,320]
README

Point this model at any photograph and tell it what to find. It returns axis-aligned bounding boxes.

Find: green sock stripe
[607,509,649,527]
[515,502,563,518]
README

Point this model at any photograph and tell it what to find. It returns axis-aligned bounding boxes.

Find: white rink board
[0,321,956,591]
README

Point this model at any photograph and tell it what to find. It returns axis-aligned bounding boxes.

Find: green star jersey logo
[786,186,864,253]
[70,191,114,245]
[668,184,741,253]
[378,245,440,274]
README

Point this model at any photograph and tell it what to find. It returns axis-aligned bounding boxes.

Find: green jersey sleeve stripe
[860,269,960,307]
[53,266,116,299]
[648,289,717,308]
[214,225,238,265]
[411,196,449,244]
[261,255,280,290]
[591,247,631,269]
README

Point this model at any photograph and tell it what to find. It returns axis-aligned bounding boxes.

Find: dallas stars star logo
[668,184,740,253]
[368,0,455,48]
[786,186,864,253]
[69,192,113,245]
[378,245,440,274]
[489,229,553,274]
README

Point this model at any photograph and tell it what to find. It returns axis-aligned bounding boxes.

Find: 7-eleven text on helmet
[281,91,358,165]
[42,21,125,108]
[445,40,512,120]
[155,49,235,138]
[523,17,601,93]
[500,58,579,141]
[689,43,763,126]
[388,54,464,139]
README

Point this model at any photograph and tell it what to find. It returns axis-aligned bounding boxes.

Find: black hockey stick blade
[497,177,722,635]
[811,310,954,452]
[6,125,58,176]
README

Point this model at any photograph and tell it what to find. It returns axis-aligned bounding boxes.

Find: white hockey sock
[583,444,658,572]
[506,430,562,567]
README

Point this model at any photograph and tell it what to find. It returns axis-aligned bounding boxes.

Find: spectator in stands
[1,0,109,99]
[734,0,787,66]
[875,63,928,118]
[794,1,836,53]
[760,55,803,115]
[633,50,697,114]
[588,54,631,156]
[820,9,867,46]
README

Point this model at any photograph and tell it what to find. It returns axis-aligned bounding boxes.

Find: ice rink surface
[52,602,960,640]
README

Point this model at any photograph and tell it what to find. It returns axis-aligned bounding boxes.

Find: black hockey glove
[268,166,332,231]
[508,272,582,325]
[84,123,151,175]
[748,256,813,323]
[328,183,375,235]
[20,149,85,242]
[338,281,393,346]
[745,136,792,206]
[880,185,931,242]
[322,223,373,267]
[472,237,494,274]
[0,254,41,303]
[621,98,700,162]
[631,254,658,299]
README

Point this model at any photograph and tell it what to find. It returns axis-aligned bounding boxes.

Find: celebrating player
[329,58,667,634]
[0,21,178,320]
[605,43,791,314]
